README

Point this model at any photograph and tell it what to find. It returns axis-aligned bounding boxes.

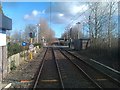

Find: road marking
[96,79,107,81]
[4,83,12,88]
[41,79,58,83]
[20,80,33,83]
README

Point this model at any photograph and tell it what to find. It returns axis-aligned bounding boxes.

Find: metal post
[1,46,3,82]
[36,24,40,43]
[30,38,33,60]
[37,26,38,43]
[69,28,72,48]
[83,22,84,38]
[78,25,79,39]
[76,22,81,39]
[24,46,25,61]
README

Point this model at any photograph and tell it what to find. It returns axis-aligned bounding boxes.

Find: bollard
[30,52,33,60]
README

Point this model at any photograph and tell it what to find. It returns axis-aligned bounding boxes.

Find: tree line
[7,18,55,57]
[62,2,118,49]
[61,2,118,65]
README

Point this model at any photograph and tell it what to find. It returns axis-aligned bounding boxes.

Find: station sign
[22,42,27,46]
[29,44,34,51]
[0,32,6,46]
[0,14,12,46]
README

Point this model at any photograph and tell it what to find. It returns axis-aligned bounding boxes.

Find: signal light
[29,32,33,38]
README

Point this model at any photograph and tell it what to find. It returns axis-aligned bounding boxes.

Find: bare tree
[88,2,117,47]
[38,18,55,44]
[62,2,118,49]
[11,30,21,42]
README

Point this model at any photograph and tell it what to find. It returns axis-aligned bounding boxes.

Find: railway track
[54,48,99,88]
[59,48,120,88]
[65,49,120,81]
[32,47,120,89]
[32,47,64,89]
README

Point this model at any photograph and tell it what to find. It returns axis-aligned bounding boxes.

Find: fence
[7,46,41,73]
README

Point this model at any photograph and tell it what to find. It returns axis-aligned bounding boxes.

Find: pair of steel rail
[32,47,120,89]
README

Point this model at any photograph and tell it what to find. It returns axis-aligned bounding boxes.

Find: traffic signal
[29,32,33,38]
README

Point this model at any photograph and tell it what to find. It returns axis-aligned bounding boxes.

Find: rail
[62,49,120,88]
[59,49,102,89]
[33,47,48,89]
[51,47,65,89]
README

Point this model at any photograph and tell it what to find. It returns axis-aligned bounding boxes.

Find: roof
[0,14,12,30]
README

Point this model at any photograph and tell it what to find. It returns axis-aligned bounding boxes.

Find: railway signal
[29,32,33,38]
[29,32,35,38]
[29,32,34,60]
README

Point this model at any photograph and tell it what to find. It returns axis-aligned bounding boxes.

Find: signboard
[29,44,34,51]
[22,42,27,46]
[0,33,6,46]
[0,14,12,30]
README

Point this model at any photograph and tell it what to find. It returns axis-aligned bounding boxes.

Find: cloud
[24,14,30,19]
[71,4,88,15]
[45,2,88,24]
[24,9,45,21]
[50,13,69,24]
[58,13,64,17]
[32,10,40,16]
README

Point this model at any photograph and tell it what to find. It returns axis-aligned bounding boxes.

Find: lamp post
[69,27,72,48]
[36,24,40,43]
[82,22,85,38]
[76,22,81,39]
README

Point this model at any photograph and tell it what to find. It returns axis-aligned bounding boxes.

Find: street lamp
[36,24,40,43]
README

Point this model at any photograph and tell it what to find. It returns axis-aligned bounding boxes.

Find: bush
[7,42,28,57]
[10,60,16,70]
[20,52,24,57]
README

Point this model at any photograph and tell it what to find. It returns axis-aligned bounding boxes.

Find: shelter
[73,39,90,50]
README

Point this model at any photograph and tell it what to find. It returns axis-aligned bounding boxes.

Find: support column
[2,46,7,78]
[0,46,7,82]
[0,46,2,82]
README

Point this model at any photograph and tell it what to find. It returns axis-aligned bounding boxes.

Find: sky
[2,2,89,38]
